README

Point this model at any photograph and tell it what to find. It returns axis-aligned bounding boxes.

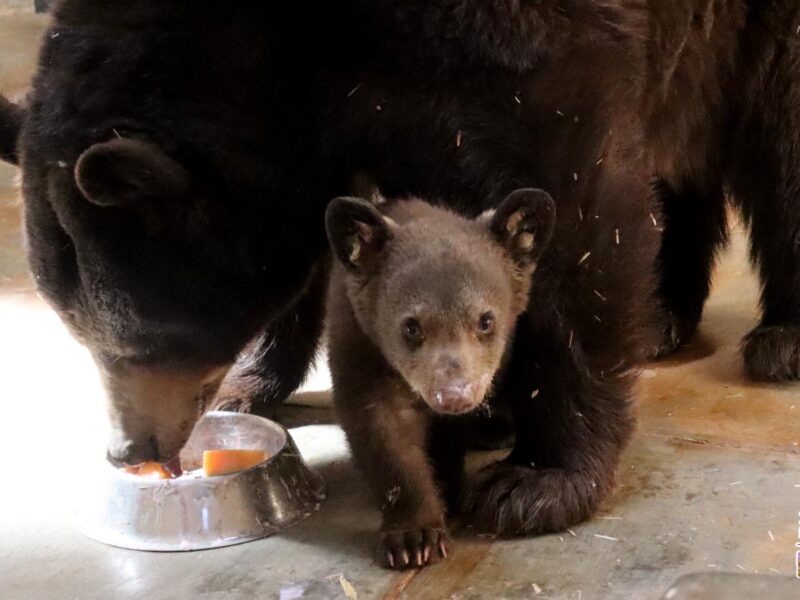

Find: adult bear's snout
[106,436,159,468]
[99,360,231,468]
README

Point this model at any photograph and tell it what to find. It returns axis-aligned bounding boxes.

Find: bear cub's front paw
[378,527,451,570]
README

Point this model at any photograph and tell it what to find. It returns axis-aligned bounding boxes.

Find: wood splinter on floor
[679,437,710,445]
[339,575,358,600]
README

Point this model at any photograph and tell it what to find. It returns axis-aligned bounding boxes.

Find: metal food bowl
[76,411,326,551]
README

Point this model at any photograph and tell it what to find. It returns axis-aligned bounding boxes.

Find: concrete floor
[1,11,799,600]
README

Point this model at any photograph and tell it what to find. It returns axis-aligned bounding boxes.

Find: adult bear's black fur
[0,96,23,164]
[1,0,799,536]
[12,1,334,466]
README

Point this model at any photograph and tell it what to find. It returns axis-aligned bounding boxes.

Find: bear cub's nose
[433,381,475,414]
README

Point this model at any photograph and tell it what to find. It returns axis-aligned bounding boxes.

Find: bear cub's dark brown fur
[325,189,555,569]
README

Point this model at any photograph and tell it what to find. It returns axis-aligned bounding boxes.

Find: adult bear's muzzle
[100,360,231,467]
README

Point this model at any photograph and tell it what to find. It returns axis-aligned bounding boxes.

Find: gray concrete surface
[0,11,798,600]
[660,573,798,600]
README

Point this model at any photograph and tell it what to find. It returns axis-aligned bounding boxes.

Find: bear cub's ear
[75,138,190,207]
[484,188,556,268]
[326,197,394,273]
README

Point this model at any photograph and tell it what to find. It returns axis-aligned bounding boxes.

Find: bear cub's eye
[402,317,425,346]
[478,312,496,335]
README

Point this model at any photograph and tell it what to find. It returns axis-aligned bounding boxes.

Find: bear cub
[325,189,556,569]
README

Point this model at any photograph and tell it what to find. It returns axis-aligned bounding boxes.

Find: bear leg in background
[646,179,728,359]
[0,96,24,165]
[452,401,516,451]
[427,417,469,514]
[214,261,328,414]
[730,14,800,382]
[465,312,635,536]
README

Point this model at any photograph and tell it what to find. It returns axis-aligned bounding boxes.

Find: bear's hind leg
[465,319,635,536]
[646,179,728,360]
[728,20,800,381]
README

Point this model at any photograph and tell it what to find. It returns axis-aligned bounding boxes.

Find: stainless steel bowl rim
[76,411,326,552]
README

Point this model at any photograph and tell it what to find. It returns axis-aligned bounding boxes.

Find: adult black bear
[8,1,333,466]
[1,0,798,537]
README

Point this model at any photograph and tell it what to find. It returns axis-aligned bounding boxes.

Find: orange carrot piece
[202,449,268,476]
[122,461,174,479]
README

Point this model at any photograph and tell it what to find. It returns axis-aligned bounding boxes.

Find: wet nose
[106,437,158,468]
[433,381,473,413]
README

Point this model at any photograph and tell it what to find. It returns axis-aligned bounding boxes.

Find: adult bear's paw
[464,461,610,536]
[642,311,698,361]
[742,325,800,381]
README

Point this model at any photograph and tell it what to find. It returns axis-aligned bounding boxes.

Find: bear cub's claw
[378,527,451,570]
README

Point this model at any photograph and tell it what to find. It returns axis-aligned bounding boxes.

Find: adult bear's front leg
[465,314,635,536]
[214,260,328,414]
[644,178,728,361]
[726,12,800,382]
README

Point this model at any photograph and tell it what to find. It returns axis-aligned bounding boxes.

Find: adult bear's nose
[105,436,159,468]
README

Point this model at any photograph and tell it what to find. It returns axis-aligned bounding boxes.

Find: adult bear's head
[14,117,322,468]
[19,130,324,467]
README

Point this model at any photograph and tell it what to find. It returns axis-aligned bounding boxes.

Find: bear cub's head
[326,189,556,415]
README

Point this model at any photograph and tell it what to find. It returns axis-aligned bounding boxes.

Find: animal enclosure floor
[0,11,798,600]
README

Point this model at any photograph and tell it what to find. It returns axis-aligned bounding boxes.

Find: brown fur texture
[0,95,23,165]
[318,1,659,547]
[326,192,556,568]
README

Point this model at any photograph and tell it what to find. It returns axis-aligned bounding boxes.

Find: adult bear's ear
[75,138,190,207]
[326,197,394,273]
[486,188,556,268]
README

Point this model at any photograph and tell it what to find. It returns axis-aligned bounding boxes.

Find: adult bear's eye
[402,317,424,346]
[478,312,496,336]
